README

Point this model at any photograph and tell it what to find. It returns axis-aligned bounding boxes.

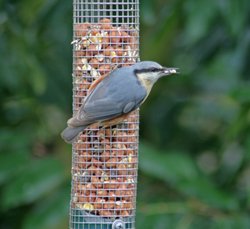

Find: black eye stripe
[152,68,160,72]
[135,67,161,74]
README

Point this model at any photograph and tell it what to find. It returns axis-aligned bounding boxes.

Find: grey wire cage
[70,0,139,228]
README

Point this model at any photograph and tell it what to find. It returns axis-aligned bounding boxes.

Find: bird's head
[133,61,178,85]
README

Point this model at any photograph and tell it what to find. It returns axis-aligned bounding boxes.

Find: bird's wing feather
[76,67,147,123]
[87,73,108,95]
[80,98,123,120]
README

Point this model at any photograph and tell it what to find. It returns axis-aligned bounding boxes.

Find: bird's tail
[61,125,87,144]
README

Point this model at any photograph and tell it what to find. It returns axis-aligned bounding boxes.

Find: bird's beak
[161,67,179,76]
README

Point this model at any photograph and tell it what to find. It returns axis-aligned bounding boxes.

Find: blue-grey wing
[77,67,147,122]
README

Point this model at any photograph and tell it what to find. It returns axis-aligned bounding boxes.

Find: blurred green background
[1,0,250,228]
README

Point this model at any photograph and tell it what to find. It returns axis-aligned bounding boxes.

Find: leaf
[1,157,65,210]
[213,214,250,229]
[25,56,47,95]
[0,128,31,151]
[139,142,239,210]
[141,0,156,26]
[23,184,70,229]
[136,212,181,229]
[183,0,218,44]
[0,151,29,184]
[230,84,250,103]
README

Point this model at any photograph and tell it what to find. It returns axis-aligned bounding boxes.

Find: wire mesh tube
[70,0,139,228]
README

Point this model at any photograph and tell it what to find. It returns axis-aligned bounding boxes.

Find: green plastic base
[70,209,134,229]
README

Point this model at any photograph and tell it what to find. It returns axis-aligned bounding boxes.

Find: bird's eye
[150,68,159,72]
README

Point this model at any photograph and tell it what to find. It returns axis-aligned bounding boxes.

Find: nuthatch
[61,61,178,143]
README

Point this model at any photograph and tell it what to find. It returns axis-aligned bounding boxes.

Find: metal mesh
[70,0,139,228]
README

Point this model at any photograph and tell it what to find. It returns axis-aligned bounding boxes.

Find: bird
[61,61,178,143]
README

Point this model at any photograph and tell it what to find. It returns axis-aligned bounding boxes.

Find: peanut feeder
[70,1,139,228]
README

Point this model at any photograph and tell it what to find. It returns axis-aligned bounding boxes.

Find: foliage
[1,0,250,228]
